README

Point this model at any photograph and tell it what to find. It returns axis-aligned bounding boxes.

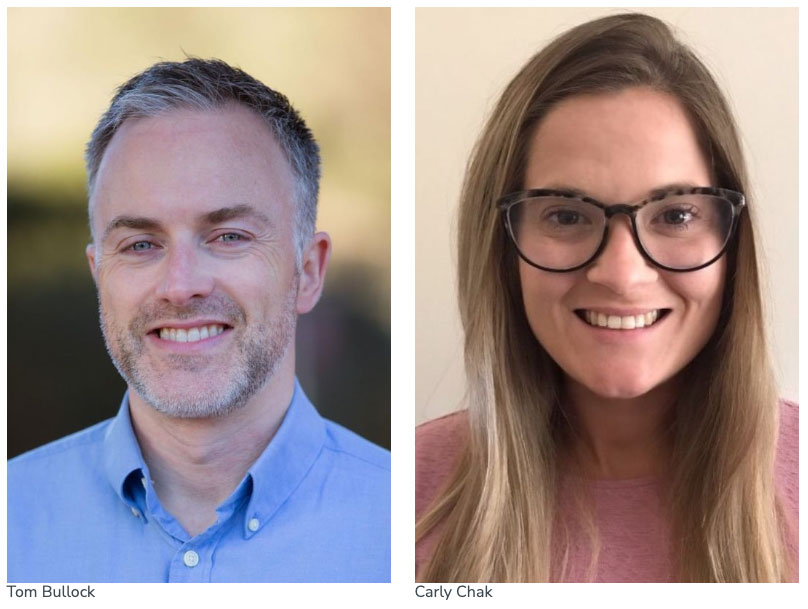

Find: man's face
[87,105,303,418]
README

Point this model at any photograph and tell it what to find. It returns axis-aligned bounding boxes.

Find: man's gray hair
[85,57,320,261]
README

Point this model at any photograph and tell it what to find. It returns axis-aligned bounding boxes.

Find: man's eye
[216,233,246,243]
[127,241,154,252]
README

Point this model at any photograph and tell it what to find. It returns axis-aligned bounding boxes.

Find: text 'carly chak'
[414,584,494,599]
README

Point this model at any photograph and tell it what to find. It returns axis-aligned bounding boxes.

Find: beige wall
[415,7,798,424]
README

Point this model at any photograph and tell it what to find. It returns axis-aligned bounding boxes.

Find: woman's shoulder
[415,410,469,518]
[776,399,798,498]
[776,399,798,573]
[417,409,468,444]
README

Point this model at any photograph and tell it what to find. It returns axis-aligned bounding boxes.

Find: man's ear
[86,243,99,284]
[296,232,331,314]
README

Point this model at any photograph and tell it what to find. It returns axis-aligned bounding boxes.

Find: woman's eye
[553,210,582,225]
[661,208,693,225]
[542,208,589,226]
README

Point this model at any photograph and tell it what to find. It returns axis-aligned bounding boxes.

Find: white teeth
[581,310,663,330]
[158,324,225,343]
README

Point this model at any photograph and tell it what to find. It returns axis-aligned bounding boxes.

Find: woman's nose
[585,217,658,294]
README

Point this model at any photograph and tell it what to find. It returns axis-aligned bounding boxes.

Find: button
[248,518,260,532]
[130,507,140,518]
[183,550,199,568]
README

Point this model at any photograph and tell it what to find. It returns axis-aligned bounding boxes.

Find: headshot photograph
[8,8,390,583]
[415,8,797,582]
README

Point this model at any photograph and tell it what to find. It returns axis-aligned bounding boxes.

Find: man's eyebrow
[101,205,274,244]
[102,216,162,244]
[202,204,273,227]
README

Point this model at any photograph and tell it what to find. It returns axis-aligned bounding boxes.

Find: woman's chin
[566,369,666,401]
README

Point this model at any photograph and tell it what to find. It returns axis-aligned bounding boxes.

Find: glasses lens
[636,194,734,270]
[508,196,605,270]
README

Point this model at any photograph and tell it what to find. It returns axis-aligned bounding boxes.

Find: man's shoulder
[321,419,390,473]
[8,418,113,475]
[7,418,116,548]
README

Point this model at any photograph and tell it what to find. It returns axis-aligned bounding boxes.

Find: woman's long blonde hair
[416,13,791,582]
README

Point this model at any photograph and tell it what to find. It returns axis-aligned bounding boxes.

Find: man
[8,58,390,583]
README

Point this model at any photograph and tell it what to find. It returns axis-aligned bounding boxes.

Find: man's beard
[99,288,297,419]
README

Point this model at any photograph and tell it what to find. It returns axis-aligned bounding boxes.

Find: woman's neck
[561,376,677,480]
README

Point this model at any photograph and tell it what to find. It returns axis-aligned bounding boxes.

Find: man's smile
[155,323,229,343]
[145,321,236,353]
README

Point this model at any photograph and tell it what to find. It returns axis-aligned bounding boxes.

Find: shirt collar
[241,379,326,538]
[102,380,327,537]
[102,392,150,509]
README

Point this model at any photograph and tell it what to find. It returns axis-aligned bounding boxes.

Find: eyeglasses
[497,187,745,272]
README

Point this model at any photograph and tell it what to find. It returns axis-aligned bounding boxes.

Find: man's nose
[154,245,215,305]
[585,217,658,293]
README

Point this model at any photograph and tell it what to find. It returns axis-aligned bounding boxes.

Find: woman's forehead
[524,87,711,201]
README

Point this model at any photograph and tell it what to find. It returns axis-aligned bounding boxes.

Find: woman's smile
[576,308,668,330]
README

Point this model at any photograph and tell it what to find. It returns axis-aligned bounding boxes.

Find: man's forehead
[91,104,295,236]
[113,103,273,141]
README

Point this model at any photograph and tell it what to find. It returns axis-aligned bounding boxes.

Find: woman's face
[519,87,726,399]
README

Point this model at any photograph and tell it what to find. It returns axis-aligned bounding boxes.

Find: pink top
[415,401,798,582]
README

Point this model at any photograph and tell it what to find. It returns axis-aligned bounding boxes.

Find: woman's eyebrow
[534,183,587,195]
[646,182,701,197]
[541,182,703,200]
[538,184,593,199]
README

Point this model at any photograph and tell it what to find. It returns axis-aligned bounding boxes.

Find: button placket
[168,544,210,582]
[166,524,226,582]
[183,550,199,567]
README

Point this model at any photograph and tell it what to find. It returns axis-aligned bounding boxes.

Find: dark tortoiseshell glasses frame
[497,186,746,273]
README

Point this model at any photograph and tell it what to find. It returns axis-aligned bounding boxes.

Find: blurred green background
[8,7,391,456]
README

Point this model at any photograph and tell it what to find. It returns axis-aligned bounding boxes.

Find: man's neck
[128,364,295,537]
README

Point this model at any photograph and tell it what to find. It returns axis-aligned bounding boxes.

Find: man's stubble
[98,285,298,419]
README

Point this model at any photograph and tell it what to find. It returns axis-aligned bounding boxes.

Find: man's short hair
[85,57,320,261]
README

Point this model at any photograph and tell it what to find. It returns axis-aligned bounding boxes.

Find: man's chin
[127,374,259,419]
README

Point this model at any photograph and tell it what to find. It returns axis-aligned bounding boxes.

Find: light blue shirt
[7,381,390,582]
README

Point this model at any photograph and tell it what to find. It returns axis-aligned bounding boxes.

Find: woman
[415,13,797,583]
